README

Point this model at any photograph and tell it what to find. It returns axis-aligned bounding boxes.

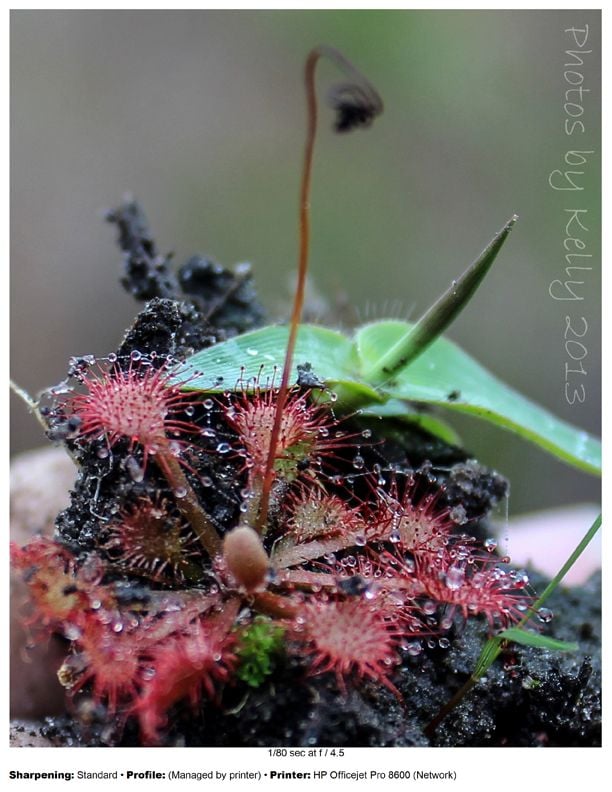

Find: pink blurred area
[496,505,601,586]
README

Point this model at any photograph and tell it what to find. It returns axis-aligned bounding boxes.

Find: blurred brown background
[11,10,601,514]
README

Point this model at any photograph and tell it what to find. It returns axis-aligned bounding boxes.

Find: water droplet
[423,600,437,616]
[185,406,195,417]
[246,348,258,356]
[323,553,336,564]
[130,350,142,361]
[329,392,338,403]
[200,427,216,438]
[64,624,83,640]
[361,429,372,439]
[200,476,213,487]
[484,538,498,553]
[389,529,401,543]
[445,564,465,591]
[126,456,144,482]
[173,486,188,499]
[239,502,249,513]
[354,534,366,547]
[216,442,231,454]
[112,621,124,633]
[438,637,451,649]
[402,557,415,574]
[449,504,468,525]
[107,352,117,363]
[537,607,554,623]
[405,641,422,657]
[96,447,110,459]
[352,454,365,470]
[513,569,529,588]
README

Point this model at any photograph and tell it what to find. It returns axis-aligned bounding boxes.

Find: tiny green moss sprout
[235,617,286,688]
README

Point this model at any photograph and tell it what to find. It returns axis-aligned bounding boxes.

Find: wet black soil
[26,570,602,748]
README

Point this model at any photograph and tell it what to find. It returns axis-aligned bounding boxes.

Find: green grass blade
[497,628,578,652]
[427,512,601,734]
[361,216,517,384]
[529,512,602,611]
[356,321,601,475]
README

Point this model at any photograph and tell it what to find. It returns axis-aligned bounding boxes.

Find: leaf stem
[159,450,221,559]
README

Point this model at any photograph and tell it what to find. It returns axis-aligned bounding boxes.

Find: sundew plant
[11,46,601,746]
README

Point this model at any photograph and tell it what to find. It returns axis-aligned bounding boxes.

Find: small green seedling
[173,220,600,477]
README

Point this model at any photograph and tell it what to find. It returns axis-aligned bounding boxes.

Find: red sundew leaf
[135,603,240,745]
[10,537,114,629]
[416,553,533,629]
[64,360,202,470]
[102,497,202,584]
[366,475,453,553]
[61,619,141,715]
[291,599,402,699]
[222,385,360,483]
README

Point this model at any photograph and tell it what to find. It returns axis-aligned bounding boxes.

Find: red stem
[255,50,320,534]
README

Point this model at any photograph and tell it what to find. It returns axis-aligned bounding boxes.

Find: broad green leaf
[172,325,361,392]
[359,399,464,447]
[498,628,578,653]
[355,321,601,476]
[173,321,601,476]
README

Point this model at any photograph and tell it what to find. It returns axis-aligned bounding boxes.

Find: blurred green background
[11,10,600,514]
